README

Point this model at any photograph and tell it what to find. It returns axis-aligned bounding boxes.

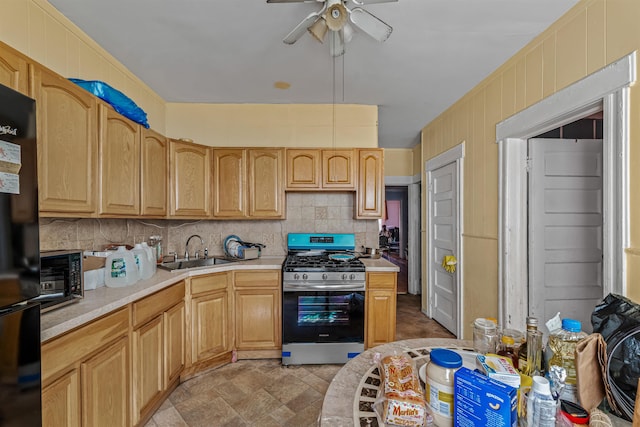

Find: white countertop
[41,256,399,342]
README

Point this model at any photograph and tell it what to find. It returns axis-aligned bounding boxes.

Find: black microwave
[34,250,84,312]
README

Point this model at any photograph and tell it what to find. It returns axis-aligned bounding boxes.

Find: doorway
[497,53,634,331]
[383,187,408,294]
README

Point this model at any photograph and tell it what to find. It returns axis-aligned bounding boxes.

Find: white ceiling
[48,0,579,149]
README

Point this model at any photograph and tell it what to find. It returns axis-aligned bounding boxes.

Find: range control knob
[349,273,356,280]
[302,273,308,280]
[322,273,328,280]
[342,273,348,280]
[294,274,299,280]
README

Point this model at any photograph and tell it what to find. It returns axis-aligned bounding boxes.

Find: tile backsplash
[39,193,381,257]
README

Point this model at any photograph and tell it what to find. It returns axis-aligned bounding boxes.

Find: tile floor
[145,294,453,427]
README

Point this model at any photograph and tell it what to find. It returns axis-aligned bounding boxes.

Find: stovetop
[283,251,365,273]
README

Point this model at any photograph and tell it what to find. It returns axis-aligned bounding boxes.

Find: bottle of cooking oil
[547,318,587,402]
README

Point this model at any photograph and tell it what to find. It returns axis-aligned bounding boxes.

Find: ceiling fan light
[325,3,348,31]
[308,17,328,43]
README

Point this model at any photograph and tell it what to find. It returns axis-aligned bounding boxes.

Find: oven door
[283,290,365,343]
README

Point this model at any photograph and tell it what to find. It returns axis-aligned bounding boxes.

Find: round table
[319,338,472,427]
[319,338,632,427]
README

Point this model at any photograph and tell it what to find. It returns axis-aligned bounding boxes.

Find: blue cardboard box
[454,367,517,427]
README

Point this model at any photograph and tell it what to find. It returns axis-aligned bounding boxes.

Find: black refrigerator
[0,83,42,426]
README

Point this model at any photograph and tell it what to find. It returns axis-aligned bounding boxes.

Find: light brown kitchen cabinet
[141,128,168,217]
[34,66,98,216]
[365,272,397,348]
[286,149,321,189]
[42,369,81,427]
[131,281,185,425]
[0,42,29,95]
[81,337,130,427]
[185,272,233,377]
[355,149,384,219]
[169,139,211,218]
[41,308,130,427]
[212,148,245,217]
[285,148,355,190]
[323,149,356,189]
[233,270,281,350]
[99,103,141,216]
[248,148,285,218]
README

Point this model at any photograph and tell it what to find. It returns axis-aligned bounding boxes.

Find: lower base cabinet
[42,308,130,427]
[365,272,397,348]
[234,270,281,351]
[132,282,185,425]
[42,369,81,427]
[82,337,130,427]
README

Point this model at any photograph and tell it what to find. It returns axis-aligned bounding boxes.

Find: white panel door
[429,162,458,334]
[528,138,603,333]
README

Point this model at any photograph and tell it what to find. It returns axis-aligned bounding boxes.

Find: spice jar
[425,348,462,427]
[473,318,498,354]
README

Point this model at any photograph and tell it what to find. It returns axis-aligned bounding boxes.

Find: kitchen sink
[158,257,234,271]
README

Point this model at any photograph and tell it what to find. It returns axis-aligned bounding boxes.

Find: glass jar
[473,318,498,354]
[425,349,462,427]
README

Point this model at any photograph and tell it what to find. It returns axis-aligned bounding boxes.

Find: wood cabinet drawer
[366,272,397,290]
[132,281,185,327]
[42,308,129,385]
[234,270,280,288]
[190,272,229,295]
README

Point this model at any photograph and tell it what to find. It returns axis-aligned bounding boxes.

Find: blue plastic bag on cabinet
[68,78,150,128]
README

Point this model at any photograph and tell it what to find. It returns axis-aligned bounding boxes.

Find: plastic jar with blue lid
[425,348,463,427]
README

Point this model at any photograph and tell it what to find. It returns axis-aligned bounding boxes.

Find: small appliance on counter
[223,235,265,260]
[33,249,84,312]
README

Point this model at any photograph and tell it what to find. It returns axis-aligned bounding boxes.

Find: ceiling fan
[267,0,397,57]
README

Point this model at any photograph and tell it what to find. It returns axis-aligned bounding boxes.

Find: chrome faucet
[184,234,204,260]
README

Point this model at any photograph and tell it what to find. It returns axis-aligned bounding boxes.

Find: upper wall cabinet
[355,149,384,219]
[323,149,355,189]
[99,103,141,216]
[0,43,29,95]
[248,149,285,219]
[213,148,284,219]
[169,139,211,218]
[286,149,355,190]
[34,66,98,216]
[141,129,168,217]
[212,149,245,218]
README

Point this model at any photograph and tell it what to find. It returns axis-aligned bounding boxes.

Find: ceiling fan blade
[349,7,393,42]
[329,30,345,57]
[349,0,398,4]
[283,12,323,44]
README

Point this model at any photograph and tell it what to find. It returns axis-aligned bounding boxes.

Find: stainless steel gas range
[282,233,366,365]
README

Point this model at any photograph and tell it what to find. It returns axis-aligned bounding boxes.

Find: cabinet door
[42,369,81,427]
[34,67,98,215]
[81,337,130,427]
[286,149,321,189]
[164,301,185,386]
[99,104,141,216]
[141,128,168,217]
[323,149,355,189]
[169,140,211,218]
[356,149,384,218]
[234,278,282,350]
[212,148,246,217]
[0,42,29,95]
[132,316,163,425]
[191,290,230,363]
[366,272,397,348]
[247,148,284,218]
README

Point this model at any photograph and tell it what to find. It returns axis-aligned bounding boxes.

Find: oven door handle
[283,283,366,292]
